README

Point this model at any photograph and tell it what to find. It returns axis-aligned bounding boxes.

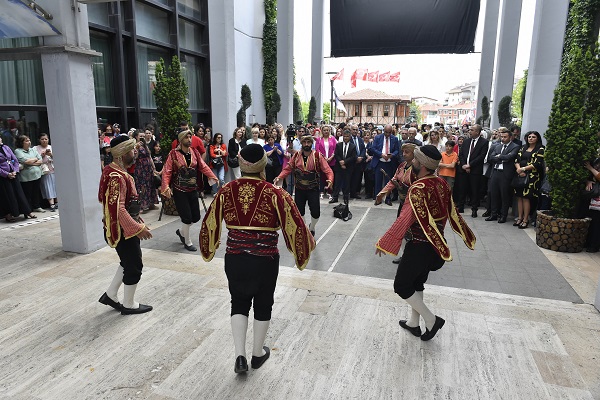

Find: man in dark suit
[485,128,519,223]
[370,124,400,205]
[330,128,357,204]
[457,124,489,217]
[349,124,366,198]
[511,125,523,147]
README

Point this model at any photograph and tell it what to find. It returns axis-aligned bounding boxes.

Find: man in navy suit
[457,124,489,217]
[370,124,400,205]
[485,128,519,223]
[330,128,357,204]
[349,124,366,198]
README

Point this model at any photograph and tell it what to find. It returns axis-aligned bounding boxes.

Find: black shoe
[121,303,153,315]
[484,215,497,221]
[421,316,445,341]
[235,355,248,373]
[175,229,185,244]
[457,208,465,213]
[392,256,402,264]
[310,230,315,237]
[497,216,507,223]
[471,210,477,218]
[399,320,421,337]
[385,199,393,206]
[251,346,270,369]
[481,210,491,218]
[184,243,197,252]
[98,292,122,311]
[328,197,338,204]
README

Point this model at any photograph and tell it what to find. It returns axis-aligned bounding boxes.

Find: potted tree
[537,0,600,252]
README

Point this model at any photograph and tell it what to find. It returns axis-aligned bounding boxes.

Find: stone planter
[536,210,590,253]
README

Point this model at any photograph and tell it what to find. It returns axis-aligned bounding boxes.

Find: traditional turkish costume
[379,161,416,217]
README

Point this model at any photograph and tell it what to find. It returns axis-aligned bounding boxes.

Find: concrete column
[490,0,522,129]
[476,0,500,126]
[595,280,600,312]
[277,0,294,126]
[38,1,104,253]
[311,0,324,121]
[208,0,237,140]
[521,0,569,142]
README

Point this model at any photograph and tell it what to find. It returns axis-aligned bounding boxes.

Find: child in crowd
[438,140,458,189]
[101,142,113,169]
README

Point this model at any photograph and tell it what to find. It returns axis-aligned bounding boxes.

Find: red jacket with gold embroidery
[200,177,316,270]
[98,164,146,248]
[376,175,476,261]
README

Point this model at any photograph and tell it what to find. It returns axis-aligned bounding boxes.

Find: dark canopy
[330,0,480,57]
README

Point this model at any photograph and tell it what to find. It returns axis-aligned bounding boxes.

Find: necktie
[501,144,507,154]
[469,139,475,155]
[343,143,347,158]
[385,137,389,154]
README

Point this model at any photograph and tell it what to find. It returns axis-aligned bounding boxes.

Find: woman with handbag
[132,130,158,213]
[0,135,34,221]
[513,131,545,229]
[263,134,284,183]
[14,135,45,214]
[34,133,58,211]
[209,132,228,194]
[228,127,245,180]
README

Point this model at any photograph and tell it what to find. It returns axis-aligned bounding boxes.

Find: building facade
[335,89,412,126]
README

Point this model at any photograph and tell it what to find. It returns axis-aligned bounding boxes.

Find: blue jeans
[212,165,225,193]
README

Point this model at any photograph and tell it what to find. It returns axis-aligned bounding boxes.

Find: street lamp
[325,71,338,124]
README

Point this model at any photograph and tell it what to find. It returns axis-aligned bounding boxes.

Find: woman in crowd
[209,132,228,193]
[14,135,44,213]
[132,129,158,213]
[259,127,267,142]
[228,127,246,180]
[0,136,34,221]
[314,124,337,200]
[205,126,213,141]
[246,127,265,146]
[263,134,284,183]
[150,140,163,199]
[424,129,445,153]
[513,131,545,229]
[101,142,112,169]
[584,159,600,252]
[35,133,58,211]
[270,126,280,142]
[102,124,114,145]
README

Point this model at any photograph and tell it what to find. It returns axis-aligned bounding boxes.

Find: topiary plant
[497,96,513,127]
[307,96,317,124]
[477,96,490,127]
[262,0,277,118]
[236,84,252,128]
[293,90,303,124]
[267,92,281,125]
[545,0,600,219]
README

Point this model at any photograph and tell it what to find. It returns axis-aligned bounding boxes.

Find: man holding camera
[275,134,333,236]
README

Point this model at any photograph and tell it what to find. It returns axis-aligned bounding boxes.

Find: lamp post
[325,71,338,124]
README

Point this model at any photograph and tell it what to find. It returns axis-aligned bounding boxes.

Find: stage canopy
[330,0,480,57]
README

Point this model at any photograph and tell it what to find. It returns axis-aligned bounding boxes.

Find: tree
[477,96,490,127]
[497,96,513,127]
[409,101,421,125]
[293,90,303,124]
[262,0,277,117]
[307,96,317,124]
[236,84,252,128]
[154,56,190,157]
[322,102,331,124]
[266,92,281,125]
[512,70,528,122]
[545,0,600,218]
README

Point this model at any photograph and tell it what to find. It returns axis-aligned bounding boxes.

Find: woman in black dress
[513,131,545,229]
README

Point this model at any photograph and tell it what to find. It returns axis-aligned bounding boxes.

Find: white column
[595,280,600,312]
[311,0,324,121]
[476,0,500,126]
[277,0,294,126]
[208,0,237,140]
[521,0,569,142]
[490,0,523,129]
[39,2,104,253]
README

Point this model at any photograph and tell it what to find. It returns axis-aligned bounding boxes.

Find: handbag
[333,202,352,221]
[511,173,530,189]
[211,157,224,167]
[227,155,239,168]
[40,163,50,175]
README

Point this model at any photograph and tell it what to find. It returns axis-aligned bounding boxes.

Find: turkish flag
[389,71,400,83]
[356,68,368,80]
[331,68,344,81]
[379,71,390,82]
[367,71,379,82]
[351,70,357,88]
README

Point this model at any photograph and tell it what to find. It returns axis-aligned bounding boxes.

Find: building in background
[444,82,477,106]
[335,89,412,126]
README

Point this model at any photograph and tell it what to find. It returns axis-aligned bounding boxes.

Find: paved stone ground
[142,197,581,303]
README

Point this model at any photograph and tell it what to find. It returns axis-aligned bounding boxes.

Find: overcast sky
[293,0,536,103]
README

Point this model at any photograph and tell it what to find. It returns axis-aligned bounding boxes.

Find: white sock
[231,314,249,357]
[122,284,139,309]
[106,265,124,302]
[406,291,423,327]
[181,223,193,246]
[252,319,270,357]
[309,217,319,231]
[404,291,435,330]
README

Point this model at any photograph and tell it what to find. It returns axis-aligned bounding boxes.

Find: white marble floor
[1,243,599,400]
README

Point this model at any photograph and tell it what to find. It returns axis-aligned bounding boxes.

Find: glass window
[383,104,389,117]
[178,0,201,20]
[135,3,170,44]
[0,59,46,106]
[87,3,110,26]
[354,104,359,117]
[178,19,202,52]
[367,105,373,117]
[137,43,170,109]
[90,34,115,107]
[182,55,205,110]
[0,37,39,49]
